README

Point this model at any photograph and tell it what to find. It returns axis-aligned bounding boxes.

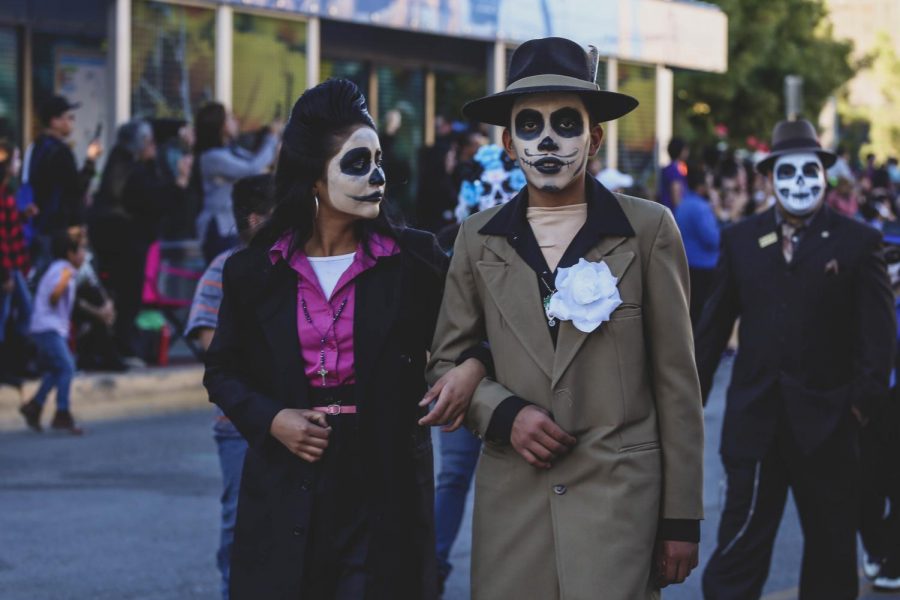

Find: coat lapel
[478,235,555,380]
[353,254,403,394]
[552,248,635,388]
[255,260,308,408]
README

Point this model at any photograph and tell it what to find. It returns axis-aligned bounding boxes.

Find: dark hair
[686,164,707,193]
[255,79,396,253]
[667,137,687,161]
[51,228,83,260]
[232,174,275,236]
[194,102,227,155]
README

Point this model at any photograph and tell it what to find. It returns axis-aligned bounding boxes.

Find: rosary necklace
[300,294,350,385]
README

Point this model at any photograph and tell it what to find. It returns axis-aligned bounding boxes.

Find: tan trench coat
[428,190,704,600]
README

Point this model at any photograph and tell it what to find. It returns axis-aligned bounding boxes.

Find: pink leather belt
[312,404,358,416]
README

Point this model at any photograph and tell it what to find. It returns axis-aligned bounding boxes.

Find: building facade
[0,0,726,202]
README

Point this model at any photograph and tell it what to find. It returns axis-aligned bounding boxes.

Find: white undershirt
[308,252,355,299]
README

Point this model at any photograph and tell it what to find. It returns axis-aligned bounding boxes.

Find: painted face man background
[507,93,593,192]
[772,151,826,217]
[324,126,386,220]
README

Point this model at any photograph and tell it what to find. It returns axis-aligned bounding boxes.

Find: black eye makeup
[802,162,820,178]
[550,107,584,138]
[339,147,372,176]
[776,163,796,180]
[514,109,544,140]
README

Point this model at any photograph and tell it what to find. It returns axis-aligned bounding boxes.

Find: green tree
[674,0,854,148]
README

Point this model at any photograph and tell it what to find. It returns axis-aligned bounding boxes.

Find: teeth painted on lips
[522,148,580,159]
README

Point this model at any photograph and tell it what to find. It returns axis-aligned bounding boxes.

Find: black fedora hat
[462,37,638,127]
[756,119,836,173]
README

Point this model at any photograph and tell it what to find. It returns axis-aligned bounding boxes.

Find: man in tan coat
[428,37,704,599]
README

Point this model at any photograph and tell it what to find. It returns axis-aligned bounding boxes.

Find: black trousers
[859,417,900,563]
[689,267,716,327]
[97,246,148,358]
[302,386,370,600]
[703,414,859,600]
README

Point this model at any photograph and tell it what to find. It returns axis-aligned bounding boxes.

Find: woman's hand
[419,358,486,432]
[269,409,331,462]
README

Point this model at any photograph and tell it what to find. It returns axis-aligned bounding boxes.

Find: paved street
[0,357,897,599]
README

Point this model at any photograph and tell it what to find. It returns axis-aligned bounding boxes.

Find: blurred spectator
[597,165,634,193]
[658,137,689,210]
[587,157,602,179]
[0,140,32,346]
[380,108,413,211]
[827,145,855,184]
[152,118,199,240]
[194,102,279,263]
[89,119,192,361]
[860,189,895,231]
[675,165,721,325]
[713,160,748,223]
[865,153,878,182]
[19,228,87,435]
[826,177,859,219]
[23,95,103,275]
[73,251,125,373]
[888,157,900,187]
[185,174,274,600]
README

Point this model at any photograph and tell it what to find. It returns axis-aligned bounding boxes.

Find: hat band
[506,74,600,93]
[770,137,823,153]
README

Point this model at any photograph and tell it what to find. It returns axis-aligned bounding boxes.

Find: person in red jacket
[0,140,32,345]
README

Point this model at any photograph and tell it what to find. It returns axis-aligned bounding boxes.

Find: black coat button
[553,484,567,495]
[292,527,304,536]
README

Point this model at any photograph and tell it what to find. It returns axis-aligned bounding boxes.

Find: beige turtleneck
[525,203,588,271]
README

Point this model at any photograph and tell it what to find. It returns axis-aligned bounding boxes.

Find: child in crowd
[19,228,86,434]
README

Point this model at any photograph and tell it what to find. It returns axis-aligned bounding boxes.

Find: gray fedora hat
[756,119,837,173]
[462,37,638,127]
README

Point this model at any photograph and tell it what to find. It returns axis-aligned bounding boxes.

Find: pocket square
[824,259,840,275]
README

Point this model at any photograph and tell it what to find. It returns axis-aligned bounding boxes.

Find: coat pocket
[618,440,661,454]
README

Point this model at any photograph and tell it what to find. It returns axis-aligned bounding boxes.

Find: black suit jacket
[203,228,447,600]
[695,206,895,459]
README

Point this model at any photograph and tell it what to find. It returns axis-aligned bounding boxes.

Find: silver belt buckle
[325,403,341,416]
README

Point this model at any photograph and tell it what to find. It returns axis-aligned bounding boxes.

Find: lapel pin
[758,232,778,249]
[821,231,830,238]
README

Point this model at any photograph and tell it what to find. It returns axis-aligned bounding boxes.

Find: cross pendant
[317,366,328,386]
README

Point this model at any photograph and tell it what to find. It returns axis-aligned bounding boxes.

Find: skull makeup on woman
[322,126,386,220]
[507,93,595,192]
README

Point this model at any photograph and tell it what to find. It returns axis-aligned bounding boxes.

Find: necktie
[781,223,803,263]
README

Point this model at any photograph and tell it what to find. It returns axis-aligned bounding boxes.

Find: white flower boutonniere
[545,258,622,333]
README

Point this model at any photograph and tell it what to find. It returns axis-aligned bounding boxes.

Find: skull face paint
[510,94,591,192]
[324,127,385,220]
[773,152,826,217]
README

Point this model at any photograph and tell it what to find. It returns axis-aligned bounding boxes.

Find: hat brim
[462,87,638,127]
[756,148,837,173]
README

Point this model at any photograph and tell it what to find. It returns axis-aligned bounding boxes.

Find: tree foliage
[674,0,855,148]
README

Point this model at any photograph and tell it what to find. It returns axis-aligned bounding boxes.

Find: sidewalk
[0,365,209,431]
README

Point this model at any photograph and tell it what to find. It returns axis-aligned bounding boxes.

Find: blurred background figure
[23,95,103,276]
[89,119,192,363]
[194,102,279,264]
[658,136,689,210]
[826,176,859,218]
[674,165,721,326]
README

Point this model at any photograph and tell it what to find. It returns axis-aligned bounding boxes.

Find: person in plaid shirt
[0,140,32,344]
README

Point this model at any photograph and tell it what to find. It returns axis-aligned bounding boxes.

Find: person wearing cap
[25,95,103,274]
[428,37,703,599]
[695,119,895,599]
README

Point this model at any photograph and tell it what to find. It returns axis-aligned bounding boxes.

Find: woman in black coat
[203,79,488,599]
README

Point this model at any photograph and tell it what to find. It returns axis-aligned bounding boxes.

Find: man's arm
[694,228,740,401]
[426,221,519,439]
[644,209,705,533]
[852,231,896,419]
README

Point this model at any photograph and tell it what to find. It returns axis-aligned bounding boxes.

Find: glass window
[320,58,370,104]
[0,27,19,143]
[376,66,424,217]
[131,0,215,120]
[232,13,306,132]
[435,69,486,124]
[617,62,656,196]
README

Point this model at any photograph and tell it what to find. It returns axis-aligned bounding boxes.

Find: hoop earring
[314,195,320,220]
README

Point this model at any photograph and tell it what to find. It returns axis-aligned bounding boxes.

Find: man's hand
[86,139,104,161]
[655,540,699,588]
[98,300,116,327]
[269,409,331,463]
[23,203,39,219]
[419,358,486,431]
[175,155,194,188]
[510,405,576,469]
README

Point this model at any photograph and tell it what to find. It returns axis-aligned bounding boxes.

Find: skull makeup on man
[321,126,386,220]
[772,151,826,217]
[505,93,596,193]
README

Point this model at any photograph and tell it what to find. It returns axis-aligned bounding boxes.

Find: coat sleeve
[203,258,285,451]
[427,220,517,438]
[643,209,704,523]
[852,230,896,418]
[694,227,740,402]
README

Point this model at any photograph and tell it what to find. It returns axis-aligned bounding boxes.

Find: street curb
[0,365,209,431]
